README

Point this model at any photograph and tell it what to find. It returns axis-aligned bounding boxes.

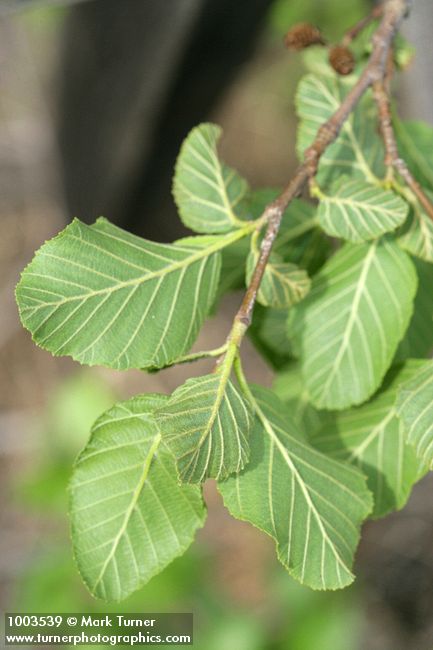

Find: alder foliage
[15,22,433,601]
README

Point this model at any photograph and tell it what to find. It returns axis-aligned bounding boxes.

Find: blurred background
[0,0,433,648]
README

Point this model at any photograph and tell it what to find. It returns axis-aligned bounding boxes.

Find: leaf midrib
[194,364,235,468]
[315,241,377,401]
[325,193,399,216]
[194,129,246,227]
[91,432,161,593]
[25,225,253,310]
[252,395,351,580]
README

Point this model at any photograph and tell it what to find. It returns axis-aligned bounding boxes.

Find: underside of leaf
[318,179,408,242]
[311,361,425,518]
[288,238,417,410]
[396,360,433,469]
[398,193,433,263]
[70,394,206,601]
[156,372,252,483]
[296,73,384,189]
[219,386,372,590]
[16,218,222,370]
[173,123,248,233]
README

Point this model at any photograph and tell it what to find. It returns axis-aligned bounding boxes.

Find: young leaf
[69,394,206,602]
[249,191,330,271]
[288,238,417,410]
[214,193,319,305]
[15,218,227,370]
[311,361,425,518]
[173,123,248,233]
[350,23,415,70]
[296,73,384,189]
[219,386,372,590]
[396,361,433,469]
[156,372,252,483]
[317,179,408,242]
[395,258,433,361]
[246,251,311,309]
[398,194,433,263]
[247,225,331,371]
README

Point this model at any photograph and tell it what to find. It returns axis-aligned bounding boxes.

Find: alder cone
[284,23,324,51]
[329,45,355,75]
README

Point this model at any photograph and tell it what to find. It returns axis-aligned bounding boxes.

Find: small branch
[342,5,384,47]
[372,79,433,221]
[229,0,409,335]
[147,344,228,372]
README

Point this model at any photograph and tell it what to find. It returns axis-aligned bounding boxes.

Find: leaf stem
[146,344,229,371]
[341,5,384,47]
[233,354,255,408]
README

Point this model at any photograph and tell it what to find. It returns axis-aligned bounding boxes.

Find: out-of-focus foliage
[14,373,115,512]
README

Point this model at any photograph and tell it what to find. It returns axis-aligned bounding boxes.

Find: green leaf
[69,394,206,601]
[317,180,408,242]
[281,226,333,275]
[241,187,280,220]
[351,23,414,69]
[173,123,248,233]
[247,222,331,371]
[217,236,251,299]
[398,192,433,263]
[395,120,433,192]
[214,192,319,305]
[248,306,295,370]
[250,191,329,270]
[296,73,384,189]
[393,34,415,69]
[311,361,425,518]
[156,372,252,483]
[246,251,311,309]
[244,190,321,259]
[219,386,372,590]
[273,364,334,438]
[395,258,433,361]
[288,239,417,410]
[15,218,233,370]
[396,361,433,470]
[266,197,319,260]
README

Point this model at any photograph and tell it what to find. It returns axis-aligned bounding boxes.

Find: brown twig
[228,0,409,342]
[372,80,433,221]
[341,5,384,47]
[213,0,424,375]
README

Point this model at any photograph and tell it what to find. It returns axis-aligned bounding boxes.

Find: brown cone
[284,23,325,51]
[329,45,355,75]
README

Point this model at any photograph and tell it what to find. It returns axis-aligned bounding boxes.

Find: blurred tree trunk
[57,0,273,240]
[401,0,433,123]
